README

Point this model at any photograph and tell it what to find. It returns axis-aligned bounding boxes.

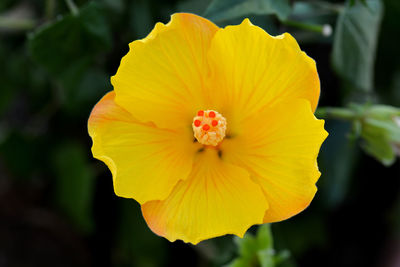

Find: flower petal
[207,19,320,134]
[141,149,268,244]
[88,91,200,204]
[111,13,219,130]
[221,99,328,222]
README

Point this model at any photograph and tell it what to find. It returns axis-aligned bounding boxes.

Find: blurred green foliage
[228,225,290,267]
[332,0,383,93]
[204,0,291,22]
[317,103,400,165]
[28,1,112,113]
[0,0,400,266]
[28,2,111,78]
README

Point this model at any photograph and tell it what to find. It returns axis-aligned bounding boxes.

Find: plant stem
[282,19,332,37]
[65,0,78,16]
[315,107,359,121]
[283,20,321,32]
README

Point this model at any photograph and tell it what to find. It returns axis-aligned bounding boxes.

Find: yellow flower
[88,13,328,244]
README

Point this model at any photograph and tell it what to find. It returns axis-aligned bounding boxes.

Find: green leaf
[100,0,125,13]
[52,142,95,233]
[204,0,291,22]
[28,2,111,89]
[332,0,383,92]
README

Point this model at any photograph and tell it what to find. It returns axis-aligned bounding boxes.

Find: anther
[192,109,227,146]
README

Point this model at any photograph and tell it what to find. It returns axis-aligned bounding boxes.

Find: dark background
[0,0,399,266]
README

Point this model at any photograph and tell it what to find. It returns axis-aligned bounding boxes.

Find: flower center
[192,110,227,146]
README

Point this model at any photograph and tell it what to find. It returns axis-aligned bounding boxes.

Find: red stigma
[194,120,201,127]
[202,124,210,131]
[197,110,204,116]
[211,120,218,127]
[208,111,216,118]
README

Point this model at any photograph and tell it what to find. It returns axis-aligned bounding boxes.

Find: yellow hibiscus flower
[88,13,328,244]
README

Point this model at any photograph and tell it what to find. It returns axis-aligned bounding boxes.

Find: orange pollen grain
[192,109,227,146]
[194,120,201,127]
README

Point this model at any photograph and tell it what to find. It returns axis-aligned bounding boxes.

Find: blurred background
[0,0,399,266]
